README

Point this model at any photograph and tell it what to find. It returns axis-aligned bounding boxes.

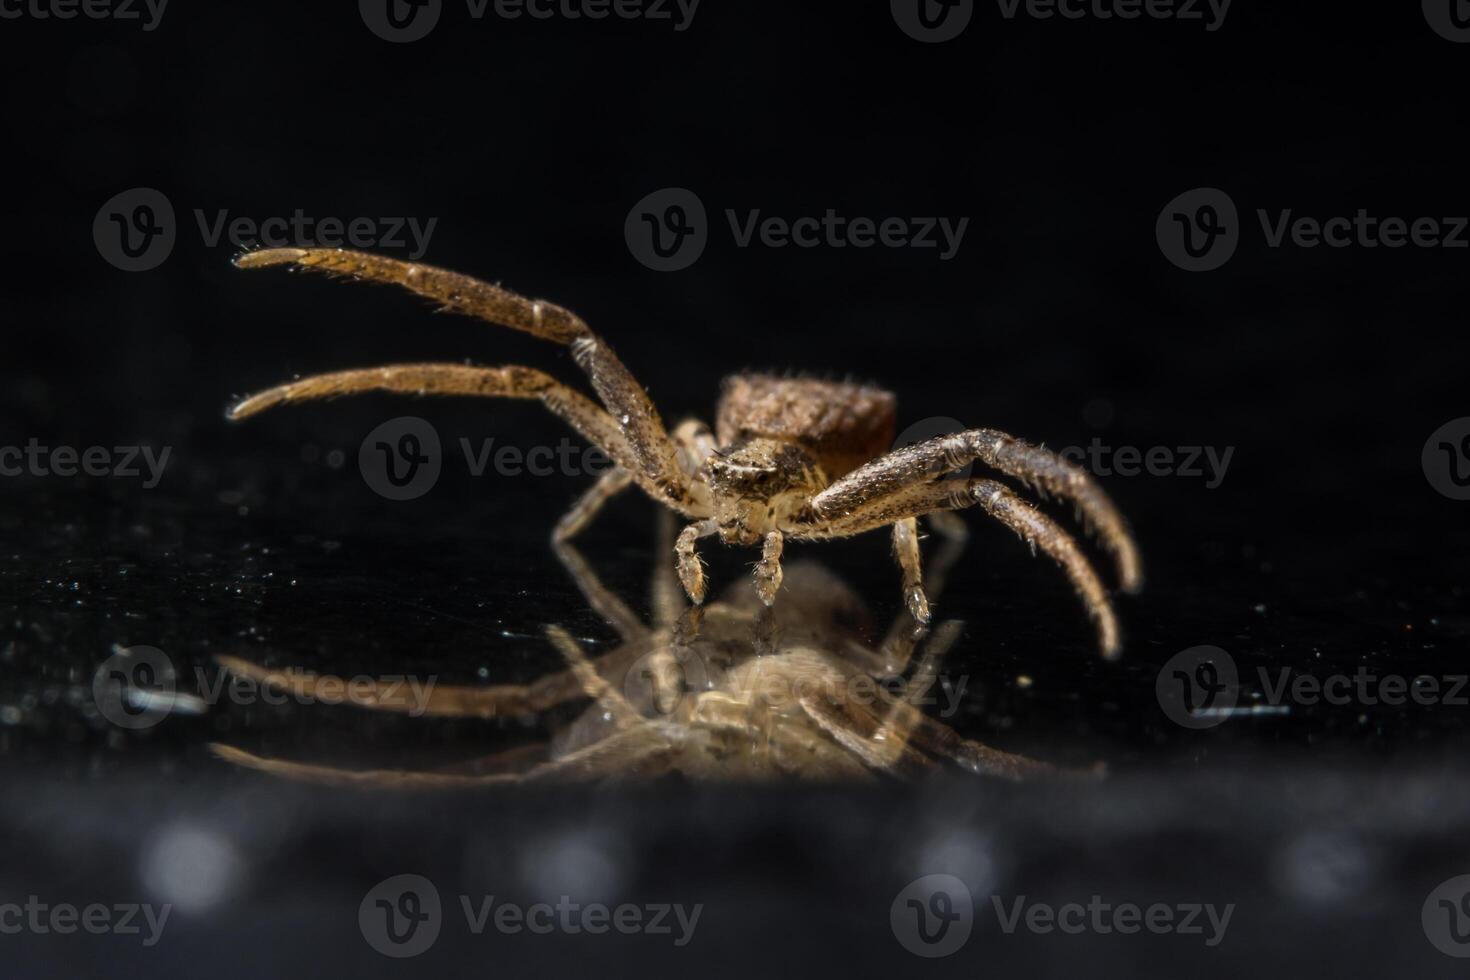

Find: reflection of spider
[211,517,1096,785]
[229,247,1140,655]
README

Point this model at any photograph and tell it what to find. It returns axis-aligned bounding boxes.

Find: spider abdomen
[715,374,896,479]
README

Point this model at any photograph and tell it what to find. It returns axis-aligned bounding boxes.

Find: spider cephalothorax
[228,247,1142,656]
[704,439,825,543]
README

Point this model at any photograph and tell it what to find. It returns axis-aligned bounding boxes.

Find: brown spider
[210,514,1096,785]
[228,247,1142,656]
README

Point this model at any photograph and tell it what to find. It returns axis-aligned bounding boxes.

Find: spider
[228,247,1142,656]
[210,513,1094,785]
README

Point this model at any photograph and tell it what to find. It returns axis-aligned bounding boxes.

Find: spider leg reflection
[211,514,1094,785]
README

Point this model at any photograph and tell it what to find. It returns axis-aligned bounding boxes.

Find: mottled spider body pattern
[229,247,1141,656]
[715,374,897,479]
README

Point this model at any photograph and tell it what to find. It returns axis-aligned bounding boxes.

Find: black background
[3,1,1470,977]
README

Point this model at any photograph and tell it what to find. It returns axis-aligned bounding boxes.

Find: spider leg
[553,467,633,543]
[549,469,650,642]
[899,711,1087,781]
[801,478,1122,658]
[839,622,1082,781]
[675,518,718,605]
[210,624,679,788]
[753,530,784,606]
[871,619,961,758]
[810,429,1141,593]
[858,511,970,678]
[213,640,656,721]
[543,624,643,727]
[235,247,691,505]
[795,694,936,777]
[815,621,960,772]
[650,509,686,629]
[213,653,553,719]
[891,518,930,625]
[209,720,680,789]
[228,361,701,518]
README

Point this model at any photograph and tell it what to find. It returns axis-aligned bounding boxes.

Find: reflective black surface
[5,3,1470,977]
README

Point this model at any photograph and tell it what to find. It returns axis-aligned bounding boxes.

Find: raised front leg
[235,247,692,506]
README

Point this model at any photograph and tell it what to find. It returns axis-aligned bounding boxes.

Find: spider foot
[677,558,706,605]
[675,523,708,605]
[754,531,784,606]
[905,585,932,626]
